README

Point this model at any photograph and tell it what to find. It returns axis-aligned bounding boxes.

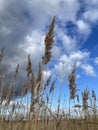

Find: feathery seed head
[42,16,56,65]
[26,54,32,77]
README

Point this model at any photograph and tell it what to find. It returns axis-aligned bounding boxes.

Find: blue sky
[0,0,98,101]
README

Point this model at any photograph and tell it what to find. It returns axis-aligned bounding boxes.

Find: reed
[68,63,77,117]
[42,16,56,65]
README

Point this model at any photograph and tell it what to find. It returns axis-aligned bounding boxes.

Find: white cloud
[82,0,98,24]
[62,35,77,53]
[27,0,80,28]
[58,0,80,21]
[94,57,98,64]
[23,31,44,56]
[81,64,96,76]
[55,29,78,55]
[83,9,98,23]
[59,50,89,63]
[54,50,93,80]
[31,0,79,22]
[76,20,91,34]
[43,70,52,79]
[18,30,45,72]
[70,51,90,61]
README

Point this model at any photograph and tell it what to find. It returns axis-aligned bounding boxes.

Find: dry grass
[0,118,98,130]
[0,17,98,130]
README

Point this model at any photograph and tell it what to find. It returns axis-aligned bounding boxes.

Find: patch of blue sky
[82,27,98,57]
[77,75,98,97]
[76,0,87,20]
[65,21,77,38]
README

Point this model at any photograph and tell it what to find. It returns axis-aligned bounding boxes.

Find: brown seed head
[14,64,19,78]
[68,63,77,100]
[0,48,4,62]
[82,86,89,110]
[26,54,32,77]
[49,79,56,93]
[42,16,56,64]
[44,75,52,90]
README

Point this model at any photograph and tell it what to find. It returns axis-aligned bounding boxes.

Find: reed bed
[0,17,98,130]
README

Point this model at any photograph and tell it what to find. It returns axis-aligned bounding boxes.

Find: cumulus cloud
[81,64,96,76]
[18,30,45,72]
[53,50,94,80]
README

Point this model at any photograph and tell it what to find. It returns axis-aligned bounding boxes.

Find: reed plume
[49,79,56,93]
[31,72,35,95]
[82,86,89,110]
[68,63,77,100]
[36,63,43,93]
[14,64,19,79]
[0,48,4,62]
[44,75,52,91]
[42,16,56,65]
[26,54,32,77]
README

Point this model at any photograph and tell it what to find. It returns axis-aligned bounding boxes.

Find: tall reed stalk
[68,63,77,117]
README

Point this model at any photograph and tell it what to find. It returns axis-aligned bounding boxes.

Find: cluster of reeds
[0,17,98,130]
